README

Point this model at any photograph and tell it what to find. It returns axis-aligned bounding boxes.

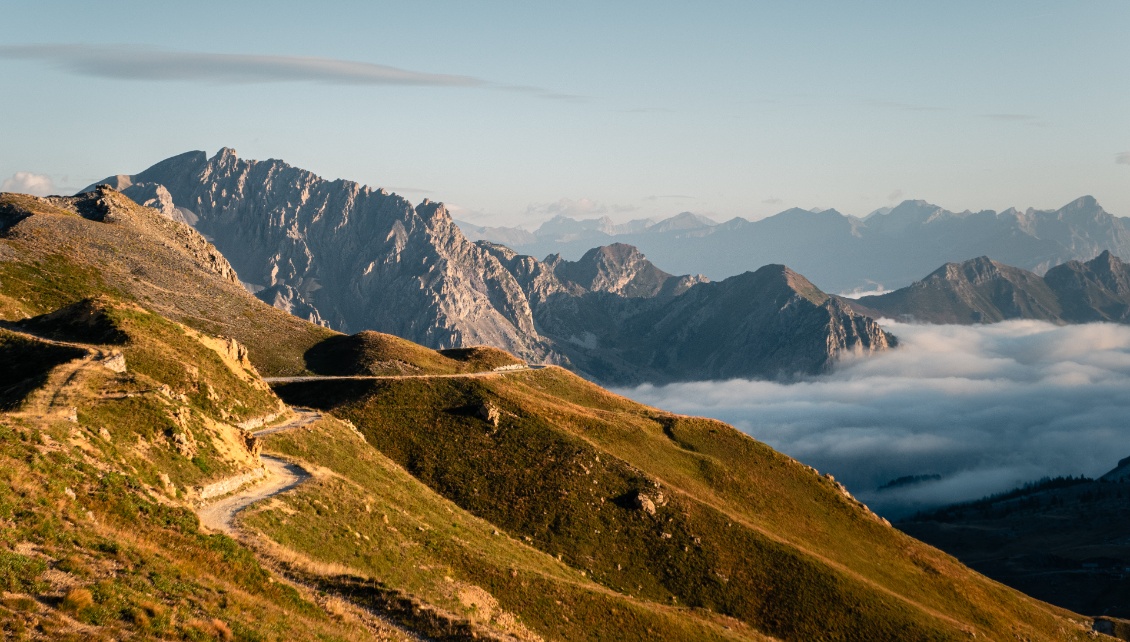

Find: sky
[1,1,1128,227]
[621,320,1130,518]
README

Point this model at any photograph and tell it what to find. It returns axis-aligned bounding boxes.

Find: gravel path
[196,455,310,534]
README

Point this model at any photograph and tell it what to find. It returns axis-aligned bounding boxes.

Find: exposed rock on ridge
[847,251,1130,325]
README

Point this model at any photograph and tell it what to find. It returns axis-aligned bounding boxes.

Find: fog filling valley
[619,321,1130,519]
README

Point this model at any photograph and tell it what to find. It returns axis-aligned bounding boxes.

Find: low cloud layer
[0,44,577,100]
[2,171,55,196]
[619,321,1130,518]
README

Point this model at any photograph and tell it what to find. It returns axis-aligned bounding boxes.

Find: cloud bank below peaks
[618,320,1130,518]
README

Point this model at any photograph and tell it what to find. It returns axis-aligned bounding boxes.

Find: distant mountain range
[91,149,894,383]
[844,251,1130,325]
[460,197,1130,294]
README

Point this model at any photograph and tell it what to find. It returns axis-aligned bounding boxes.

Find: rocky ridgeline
[93,149,552,362]
[848,251,1130,325]
[93,149,895,383]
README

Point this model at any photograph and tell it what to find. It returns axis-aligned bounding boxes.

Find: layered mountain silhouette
[464,197,1130,294]
[92,149,895,383]
[845,251,1130,324]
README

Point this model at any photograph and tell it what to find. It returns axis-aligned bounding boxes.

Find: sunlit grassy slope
[0,299,389,640]
[273,368,1096,641]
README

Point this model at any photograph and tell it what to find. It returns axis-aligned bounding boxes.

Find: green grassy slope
[246,415,765,641]
[304,331,525,376]
[0,190,334,376]
[274,369,1096,641]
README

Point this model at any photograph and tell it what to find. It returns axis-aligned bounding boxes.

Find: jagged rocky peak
[1055,194,1101,216]
[551,243,707,298]
[745,263,829,306]
[933,256,1006,285]
[92,148,553,361]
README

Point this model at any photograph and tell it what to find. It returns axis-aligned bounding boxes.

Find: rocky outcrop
[547,243,706,298]
[92,149,553,361]
[474,401,500,428]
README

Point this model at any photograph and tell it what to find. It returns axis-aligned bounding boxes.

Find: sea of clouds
[618,320,1130,519]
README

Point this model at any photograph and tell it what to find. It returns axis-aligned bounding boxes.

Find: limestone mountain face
[92,149,553,361]
[847,251,1130,324]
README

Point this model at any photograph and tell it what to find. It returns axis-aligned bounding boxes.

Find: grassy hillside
[0,302,388,640]
[245,415,762,641]
[274,368,1097,641]
[305,331,525,376]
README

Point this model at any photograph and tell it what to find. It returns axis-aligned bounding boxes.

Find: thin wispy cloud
[620,321,1130,518]
[871,100,948,113]
[0,44,581,100]
[1117,152,1130,165]
[644,194,695,201]
[982,113,1038,122]
[761,197,783,205]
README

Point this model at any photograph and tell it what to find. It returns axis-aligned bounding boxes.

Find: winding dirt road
[196,409,322,533]
[262,364,546,384]
[196,455,310,534]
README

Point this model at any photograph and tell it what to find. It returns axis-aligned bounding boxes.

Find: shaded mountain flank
[483,242,894,384]
[92,149,894,383]
[0,188,1108,640]
[899,458,1130,622]
[845,251,1130,325]
[463,196,1130,294]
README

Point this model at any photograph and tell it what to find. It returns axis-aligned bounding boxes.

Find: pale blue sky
[2,1,1127,226]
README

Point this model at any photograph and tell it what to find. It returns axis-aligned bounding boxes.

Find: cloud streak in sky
[619,321,1130,518]
[0,44,580,100]
[981,113,1039,122]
